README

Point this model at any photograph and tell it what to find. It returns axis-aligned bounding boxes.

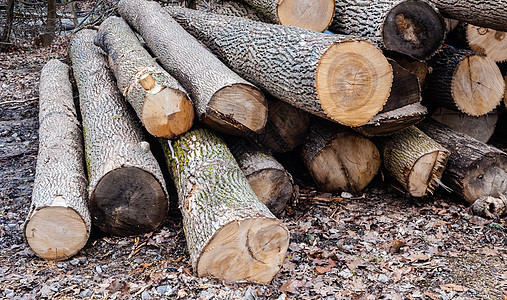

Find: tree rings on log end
[463,154,507,204]
[142,87,194,139]
[467,25,507,63]
[25,206,89,260]
[204,83,267,135]
[316,40,392,127]
[196,217,289,284]
[91,167,167,236]
[408,151,441,197]
[382,0,445,60]
[276,0,335,32]
[451,55,504,116]
[247,169,293,215]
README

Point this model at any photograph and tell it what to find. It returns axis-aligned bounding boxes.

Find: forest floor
[0,34,506,300]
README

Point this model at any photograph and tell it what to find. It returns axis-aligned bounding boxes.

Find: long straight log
[375,126,449,197]
[207,0,269,22]
[237,0,335,32]
[417,119,507,204]
[424,46,504,116]
[24,60,90,261]
[302,119,381,193]
[95,16,194,139]
[161,128,289,284]
[426,0,507,32]
[118,0,267,136]
[166,7,393,127]
[329,0,445,61]
[69,30,168,236]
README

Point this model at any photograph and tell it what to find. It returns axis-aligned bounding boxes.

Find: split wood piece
[234,148,293,215]
[207,0,270,22]
[302,119,381,193]
[392,56,428,87]
[424,46,504,116]
[444,18,459,33]
[466,24,507,63]
[329,0,445,61]
[417,119,507,204]
[237,0,335,32]
[426,0,507,32]
[69,30,168,236]
[431,107,499,143]
[162,128,289,284]
[166,7,393,127]
[354,59,426,136]
[95,16,194,139]
[471,195,507,219]
[118,0,267,136]
[376,126,449,197]
[255,97,309,153]
[24,59,90,261]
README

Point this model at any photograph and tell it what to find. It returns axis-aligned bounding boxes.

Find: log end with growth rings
[451,55,504,116]
[466,24,507,63]
[408,149,449,197]
[316,40,393,127]
[276,0,335,32]
[196,217,289,284]
[25,205,89,261]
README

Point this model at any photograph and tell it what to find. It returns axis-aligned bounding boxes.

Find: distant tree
[41,0,56,45]
[0,0,15,51]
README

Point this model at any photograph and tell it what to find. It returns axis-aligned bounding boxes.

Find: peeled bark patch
[330,0,445,60]
[70,30,168,236]
[24,59,90,261]
[95,16,194,139]
[162,128,289,284]
[166,7,393,127]
[118,0,267,136]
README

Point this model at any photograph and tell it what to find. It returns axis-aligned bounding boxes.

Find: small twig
[0,98,37,105]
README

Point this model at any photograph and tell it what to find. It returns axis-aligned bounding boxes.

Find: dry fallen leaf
[315,265,331,275]
[389,240,406,254]
[424,291,442,300]
[440,283,468,292]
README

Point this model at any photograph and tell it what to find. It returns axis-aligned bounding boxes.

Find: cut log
[466,24,507,63]
[375,126,450,197]
[95,16,194,139]
[24,59,90,261]
[161,128,289,284]
[354,59,426,136]
[166,7,393,127]
[392,56,428,87]
[426,0,507,32]
[471,195,507,218]
[237,0,335,32]
[69,30,168,236]
[254,97,309,153]
[233,148,293,215]
[416,119,507,204]
[302,119,381,193]
[424,46,504,116]
[118,0,267,136]
[431,107,499,143]
[329,0,445,61]
[207,0,269,22]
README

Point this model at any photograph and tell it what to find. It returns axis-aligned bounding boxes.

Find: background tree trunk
[42,0,56,46]
[0,0,15,51]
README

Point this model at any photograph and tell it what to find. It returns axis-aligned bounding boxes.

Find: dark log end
[247,169,293,216]
[91,167,167,236]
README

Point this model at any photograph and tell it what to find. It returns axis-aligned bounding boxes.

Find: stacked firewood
[26,0,507,284]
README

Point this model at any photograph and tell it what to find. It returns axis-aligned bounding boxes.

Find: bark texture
[207,0,270,22]
[234,148,293,215]
[162,128,289,284]
[0,0,15,51]
[376,126,449,197]
[330,0,445,60]
[471,196,507,218]
[427,0,507,32]
[424,46,504,116]
[302,119,381,193]
[69,30,168,236]
[166,7,393,127]
[417,119,507,204]
[24,59,90,261]
[42,0,57,46]
[118,0,267,136]
[95,16,194,139]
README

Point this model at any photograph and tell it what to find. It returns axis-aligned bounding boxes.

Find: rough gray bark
[166,7,393,127]
[207,0,269,22]
[162,128,289,283]
[69,29,168,236]
[0,0,15,51]
[427,0,507,32]
[118,0,267,136]
[42,0,56,46]
[24,59,90,261]
[95,16,194,139]
[330,0,445,60]
[417,119,507,204]
[233,148,293,215]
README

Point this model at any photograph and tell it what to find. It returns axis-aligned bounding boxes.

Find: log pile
[29,0,507,284]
